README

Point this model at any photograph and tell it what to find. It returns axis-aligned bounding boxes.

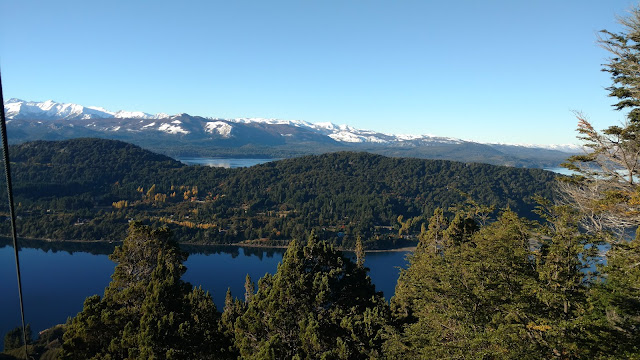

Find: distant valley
[4,99,579,168]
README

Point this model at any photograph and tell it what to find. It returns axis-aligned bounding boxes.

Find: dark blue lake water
[177,158,278,168]
[0,243,409,338]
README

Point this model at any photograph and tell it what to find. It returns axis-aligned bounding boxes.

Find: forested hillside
[0,138,556,248]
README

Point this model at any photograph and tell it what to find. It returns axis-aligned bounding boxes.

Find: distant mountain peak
[3,99,579,154]
[3,99,168,121]
[488,142,582,153]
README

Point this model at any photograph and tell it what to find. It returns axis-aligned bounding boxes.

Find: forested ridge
[0,138,556,249]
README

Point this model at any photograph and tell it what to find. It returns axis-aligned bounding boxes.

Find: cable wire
[0,70,29,358]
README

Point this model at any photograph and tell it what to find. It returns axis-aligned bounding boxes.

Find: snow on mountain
[327,130,389,143]
[224,118,397,143]
[230,118,310,127]
[531,143,582,153]
[113,110,156,119]
[488,142,582,153]
[0,99,483,145]
[2,99,579,152]
[158,122,189,134]
[4,99,167,121]
[4,98,113,120]
[205,121,233,137]
[311,122,339,132]
[329,131,370,143]
[396,134,464,144]
[310,122,354,133]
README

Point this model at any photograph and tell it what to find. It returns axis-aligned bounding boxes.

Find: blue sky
[0,0,637,145]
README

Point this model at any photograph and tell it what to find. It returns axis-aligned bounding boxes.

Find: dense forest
[4,202,638,359]
[4,5,640,360]
[0,138,556,249]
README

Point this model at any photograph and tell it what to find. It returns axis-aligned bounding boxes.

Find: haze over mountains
[4,99,580,167]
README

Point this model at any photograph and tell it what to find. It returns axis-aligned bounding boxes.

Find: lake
[0,243,409,338]
[544,167,575,176]
[177,158,279,168]
[181,160,577,173]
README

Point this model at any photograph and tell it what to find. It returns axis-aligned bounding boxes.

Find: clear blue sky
[0,0,637,145]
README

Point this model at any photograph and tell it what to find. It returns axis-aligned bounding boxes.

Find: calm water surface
[177,158,279,168]
[0,243,409,338]
[1,158,408,338]
[544,167,575,176]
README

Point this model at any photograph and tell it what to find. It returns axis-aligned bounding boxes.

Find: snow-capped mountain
[485,141,582,153]
[2,99,579,167]
[523,143,582,153]
[222,117,464,145]
[4,99,168,121]
[2,99,469,145]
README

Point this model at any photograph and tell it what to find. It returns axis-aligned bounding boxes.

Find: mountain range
[3,99,580,167]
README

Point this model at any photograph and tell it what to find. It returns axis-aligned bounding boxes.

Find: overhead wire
[0,70,29,358]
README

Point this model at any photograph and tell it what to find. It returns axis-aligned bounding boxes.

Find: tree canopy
[233,233,390,359]
[0,138,555,249]
[60,222,230,360]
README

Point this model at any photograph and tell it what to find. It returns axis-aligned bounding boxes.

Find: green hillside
[0,138,557,249]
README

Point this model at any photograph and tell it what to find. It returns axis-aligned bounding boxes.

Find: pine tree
[417,207,448,255]
[61,222,228,359]
[442,209,478,247]
[558,6,640,357]
[599,231,640,356]
[354,236,365,268]
[244,274,255,304]
[526,203,600,358]
[388,210,540,359]
[234,234,390,359]
[219,289,243,358]
[3,324,31,351]
[584,230,640,358]
[562,6,640,234]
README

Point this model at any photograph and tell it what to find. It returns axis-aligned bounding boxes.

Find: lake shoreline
[176,157,281,168]
[0,238,409,337]
[0,235,415,253]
